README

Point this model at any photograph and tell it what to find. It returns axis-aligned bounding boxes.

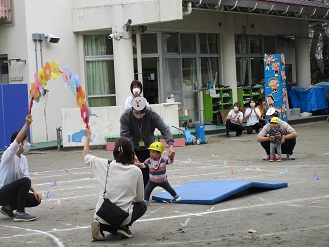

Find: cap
[148,142,164,153]
[270,117,280,124]
[131,96,147,111]
[266,107,276,116]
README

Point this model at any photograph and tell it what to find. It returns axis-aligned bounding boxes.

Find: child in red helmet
[135,141,180,205]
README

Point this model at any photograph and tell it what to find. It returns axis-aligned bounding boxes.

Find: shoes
[277,157,282,162]
[263,155,270,161]
[226,133,230,138]
[91,220,105,241]
[117,225,133,238]
[269,157,275,162]
[0,206,15,218]
[286,154,295,160]
[13,212,37,222]
[174,195,181,202]
[236,133,241,137]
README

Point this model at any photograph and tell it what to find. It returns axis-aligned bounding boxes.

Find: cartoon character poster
[263,54,288,122]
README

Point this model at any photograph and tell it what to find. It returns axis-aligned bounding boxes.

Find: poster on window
[264,54,288,122]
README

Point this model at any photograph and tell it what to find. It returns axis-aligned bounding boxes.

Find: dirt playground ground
[0,121,329,247]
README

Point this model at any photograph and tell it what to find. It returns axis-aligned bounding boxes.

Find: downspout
[136,29,143,84]
[183,2,192,16]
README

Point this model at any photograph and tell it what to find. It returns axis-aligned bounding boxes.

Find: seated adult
[257,108,297,160]
[244,99,262,134]
[225,102,244,137]
[83,129,147,240]
[256,98,266,126]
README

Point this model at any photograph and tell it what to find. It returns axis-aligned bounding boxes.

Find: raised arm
[16,114,33,144]
[83,127,91,159]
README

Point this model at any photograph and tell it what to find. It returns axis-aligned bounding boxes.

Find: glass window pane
[163,33,179,53]
[183,91,198,121]
[86,60,115,106]
[236,58,249,86]
[141,33,158,54]
[250,58,264,85]
[249,36,262,54]
[182,58,197,90]
[84,35,113,56]
[164,58,182,91]
[181,33,196,54]
[200,57,219,88]
[235,35,247,54]
[89,96,116,107]
[199,33,218,54]
[264,37,276,54]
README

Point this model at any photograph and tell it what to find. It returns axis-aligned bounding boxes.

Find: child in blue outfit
[135,141,181,204]
[266,117,285,162]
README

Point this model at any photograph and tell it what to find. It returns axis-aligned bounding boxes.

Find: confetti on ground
[256,167,262,172]
[179,218,191,227]
[46,191,55,198]
[313,175,320,180]
[230,169,235,174]
[245,168,252,171]
[248,229,257,234]
[64,168,69,173]
[206,206,215,212]
[284,168,288,174]
[224,160,227,166]
[188,158,192,163]
[309,201,318,205]
[224,175,230,178]
[54,199,62,205]
[248,161,253,164]
[212,154,218,158]
[50,181,57,186]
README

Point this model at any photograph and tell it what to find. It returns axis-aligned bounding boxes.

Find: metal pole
[56,126,62,151]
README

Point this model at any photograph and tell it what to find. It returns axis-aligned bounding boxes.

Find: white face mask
[133,113,145,119]
[234,106,239,112]
[23,142,31,152]
[132,88,141,95]
[250,103,255,107]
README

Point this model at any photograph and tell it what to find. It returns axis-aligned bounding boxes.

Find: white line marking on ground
[0,225,65,247]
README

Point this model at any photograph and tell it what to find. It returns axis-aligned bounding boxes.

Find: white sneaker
[91,220,105,241]
[286,154,295,160]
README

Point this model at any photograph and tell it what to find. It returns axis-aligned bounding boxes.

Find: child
[266,117,285,162]
[135,142,180,204]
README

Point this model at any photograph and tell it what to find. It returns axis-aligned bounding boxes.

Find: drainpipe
[136,29,143,83]
[183,2,192,16]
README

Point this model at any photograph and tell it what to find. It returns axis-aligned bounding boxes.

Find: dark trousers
[226,121,244,135]
[261,138,296,155]
[135,149,150,187]
[246,122,263,134]
[0,177,40,212]
[100,201,147,233]
[144,180,177,201]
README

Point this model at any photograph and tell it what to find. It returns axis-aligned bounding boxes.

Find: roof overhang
[183,0,329,22]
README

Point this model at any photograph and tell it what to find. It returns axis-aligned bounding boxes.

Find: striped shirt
[141,156,174,183]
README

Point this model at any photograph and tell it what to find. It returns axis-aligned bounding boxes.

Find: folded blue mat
[152,180,288,205]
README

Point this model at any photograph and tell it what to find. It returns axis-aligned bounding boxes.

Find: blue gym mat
[152,180,288,205]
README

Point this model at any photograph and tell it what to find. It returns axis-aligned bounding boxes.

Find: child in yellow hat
[135,141,180,204]
[266,117,285,162]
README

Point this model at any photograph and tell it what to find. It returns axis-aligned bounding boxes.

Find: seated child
[135,142,181,204]
[266,117,285,162]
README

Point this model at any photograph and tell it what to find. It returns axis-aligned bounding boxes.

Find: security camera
[45,33,60,43]
[108,32,123,40]
[123,19,132,32]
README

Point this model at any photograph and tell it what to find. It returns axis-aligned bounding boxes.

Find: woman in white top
[244,99,263,134]
[83,128,146,241]
[225,102,244,137]
[124,80,143,109]
[0,114,42,222]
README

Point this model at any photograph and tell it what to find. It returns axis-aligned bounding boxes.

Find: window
[0,56,9,84]
[199,33,219,54]
[84,35,116,107]
[132,33,158,54]
[163,33,179,53]
[200,57,219,88]
[181,33,196,54]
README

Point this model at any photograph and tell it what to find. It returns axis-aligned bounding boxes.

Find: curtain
[84,36,112,107]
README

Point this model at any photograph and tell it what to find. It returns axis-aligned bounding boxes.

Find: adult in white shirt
[244,99,262,134]
[225,102,244,137]
[125,80,143,109]
[0,114,42,222]
[83,128,146,241]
